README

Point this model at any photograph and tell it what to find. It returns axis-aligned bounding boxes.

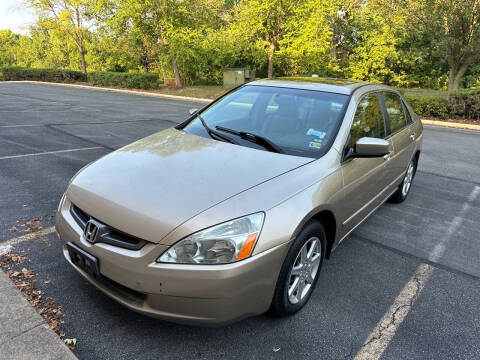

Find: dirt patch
[74,82,226,99]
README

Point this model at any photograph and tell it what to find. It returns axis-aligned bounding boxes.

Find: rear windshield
[183,85,349,158]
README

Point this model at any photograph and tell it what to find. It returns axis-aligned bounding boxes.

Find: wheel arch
[292,208,338,260]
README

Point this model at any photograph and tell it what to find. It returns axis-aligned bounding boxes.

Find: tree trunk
[267,43,275,79]
[79,48,87,74]
[74,7,86,74]
[448,62,470,92]
[331,40,337,61]
[171,55,182,88]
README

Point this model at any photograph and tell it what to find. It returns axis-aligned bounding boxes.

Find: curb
[0,270,77,360]
[421,119,480,131]
[4,80,212,103]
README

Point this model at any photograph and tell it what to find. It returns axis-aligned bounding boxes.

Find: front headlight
[157,213,265,265]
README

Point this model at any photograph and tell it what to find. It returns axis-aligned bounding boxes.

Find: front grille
[71,205,89,228]
[70,204,148,250]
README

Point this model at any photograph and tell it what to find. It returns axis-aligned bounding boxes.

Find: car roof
[246,77,377,95]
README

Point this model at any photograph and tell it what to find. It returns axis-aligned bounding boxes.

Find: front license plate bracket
[67,242,100,278]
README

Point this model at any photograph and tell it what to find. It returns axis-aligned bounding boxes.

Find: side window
[402,101,413,124]
[382,92,406,134]
[349,93,385,148]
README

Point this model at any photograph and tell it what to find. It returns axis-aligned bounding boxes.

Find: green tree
[401,0,480,91]
[346,0,405,85]
[0,30,20,67]
[28,0,92,73]
[278,0,334,76]
[101,0,224,87]
[231,0,304,79]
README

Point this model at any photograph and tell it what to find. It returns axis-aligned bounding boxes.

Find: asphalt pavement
[1,82,479,359]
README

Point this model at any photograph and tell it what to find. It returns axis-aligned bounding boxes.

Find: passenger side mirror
[189,108,199,115]
[353,137,390,158]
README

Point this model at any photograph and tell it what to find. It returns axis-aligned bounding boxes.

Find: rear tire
[270,220,326,317]
[388,158,417,203]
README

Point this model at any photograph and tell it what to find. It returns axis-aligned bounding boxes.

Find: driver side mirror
[351,137,390,158]
[189,108,199,115]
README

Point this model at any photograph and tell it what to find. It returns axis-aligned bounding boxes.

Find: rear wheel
[389,158,417,203]
[270,221,326,317]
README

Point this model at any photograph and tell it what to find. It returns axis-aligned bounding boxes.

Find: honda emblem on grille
[84,220,99,243]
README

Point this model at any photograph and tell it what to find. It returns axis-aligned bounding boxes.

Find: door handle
[410,133,416,141]
[383,152,391,161]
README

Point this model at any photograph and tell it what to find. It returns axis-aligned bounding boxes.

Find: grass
[150,85,229,99]
[154,85,449,101]
[152,85,449,101]
[399,88,448,99]
[152,85,449,102]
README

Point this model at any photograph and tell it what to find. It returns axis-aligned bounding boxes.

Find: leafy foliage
[450,88,480,120]
[1,0,480,94]
[2,66,86,82]
[87,71,159,89]
[404,96,451,120]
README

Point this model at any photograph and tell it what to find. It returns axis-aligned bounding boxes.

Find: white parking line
[355,184,480,360]
[3,226,56,247]
[0,146,104,160]
[354,263,434,360]
[0,124,39,128]
[429,185,480,262]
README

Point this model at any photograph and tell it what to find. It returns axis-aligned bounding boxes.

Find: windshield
[182,85,349,158]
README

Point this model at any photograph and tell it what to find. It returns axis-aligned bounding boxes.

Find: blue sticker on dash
[307,128,326,139]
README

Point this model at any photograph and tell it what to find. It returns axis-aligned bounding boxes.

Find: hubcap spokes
[402,161,415,197]
[288,237,322,305]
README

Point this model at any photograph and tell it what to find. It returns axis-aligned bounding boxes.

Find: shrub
[449,88,480,120]
[87,71,159,89]
[404,95,450,120]
[1,66,86,83]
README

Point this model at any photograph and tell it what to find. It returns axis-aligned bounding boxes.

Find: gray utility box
[223,68,255,87]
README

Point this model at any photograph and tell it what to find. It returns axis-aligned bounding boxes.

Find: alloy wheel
[287,237,322,304]
[402,161,415,197]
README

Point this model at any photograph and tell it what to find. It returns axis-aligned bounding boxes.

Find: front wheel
[389,158,417,203]
[270,221,326,317]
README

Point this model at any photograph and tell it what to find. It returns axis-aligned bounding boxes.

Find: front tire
[389,158,417,203]
[270,220,326,317]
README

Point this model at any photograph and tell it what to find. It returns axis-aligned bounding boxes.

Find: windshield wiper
[197,115,237,144]
[215,126,283,154]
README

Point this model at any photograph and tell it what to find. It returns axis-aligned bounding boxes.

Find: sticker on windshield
[307,128,326,139]
[309,141,322,149]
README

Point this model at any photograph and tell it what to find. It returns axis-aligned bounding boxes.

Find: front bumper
[56,197,290,325]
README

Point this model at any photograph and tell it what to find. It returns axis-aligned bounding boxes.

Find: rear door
[380,91,416,181]
[340,92,393,237]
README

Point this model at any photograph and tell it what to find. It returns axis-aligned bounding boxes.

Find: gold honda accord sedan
[56,78,423,325]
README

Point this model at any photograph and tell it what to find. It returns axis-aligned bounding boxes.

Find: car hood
[67,128,312,243]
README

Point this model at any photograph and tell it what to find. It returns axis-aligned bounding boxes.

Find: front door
[339,92,393,238]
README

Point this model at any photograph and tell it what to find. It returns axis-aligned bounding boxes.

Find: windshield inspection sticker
[309,141,322,149]
[307,128,326,139]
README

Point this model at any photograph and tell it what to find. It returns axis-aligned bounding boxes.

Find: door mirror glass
[189,108,199,115]
[354,137,390,157]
